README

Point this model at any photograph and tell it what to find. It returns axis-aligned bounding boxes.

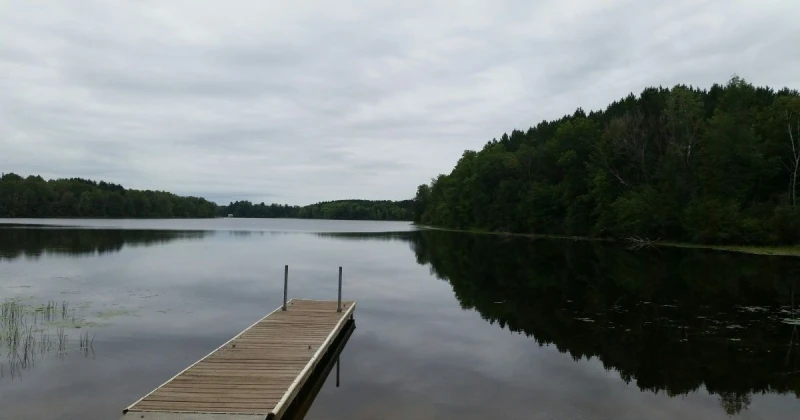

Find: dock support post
[336,357,340,387]
[283,265,288,311]
[337,266,343,312]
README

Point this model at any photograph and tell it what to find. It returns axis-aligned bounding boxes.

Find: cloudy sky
[1,0,799,205]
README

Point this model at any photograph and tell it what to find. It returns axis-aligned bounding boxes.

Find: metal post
[336,357,340,387]
[337,266,343,312]
[283,265,288,311]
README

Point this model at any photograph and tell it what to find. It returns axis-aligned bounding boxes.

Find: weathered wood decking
[121,299,356,420]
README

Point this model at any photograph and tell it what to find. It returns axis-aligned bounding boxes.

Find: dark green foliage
[220,201,300,218]
[0,174,414,221]
[219,199,413,221]
[0,174,217,218]
[297,200,413,221]
[415,78,800,244]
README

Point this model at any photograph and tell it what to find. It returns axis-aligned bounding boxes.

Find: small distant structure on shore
[227,213,233,218]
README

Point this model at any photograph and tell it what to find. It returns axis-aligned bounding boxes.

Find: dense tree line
[0,173,217,218]
[220,201,299,218]
[219,199,413,221]
[0,173,414,221]
[415,78,800,245]
[408,230,800,414]
[297,199,413,220]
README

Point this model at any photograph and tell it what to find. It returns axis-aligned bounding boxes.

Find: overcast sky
[1,0,799,205]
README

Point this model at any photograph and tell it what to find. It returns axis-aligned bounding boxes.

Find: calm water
[1,219,799,420]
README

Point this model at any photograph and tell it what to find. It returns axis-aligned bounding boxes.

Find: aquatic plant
[0,299,96,379]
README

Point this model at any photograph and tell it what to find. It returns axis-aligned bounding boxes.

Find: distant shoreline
[0,173,413,221]
[414,225,800,257]
[0,216,412,222]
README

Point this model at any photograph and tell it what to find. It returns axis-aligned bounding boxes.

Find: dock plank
[122,299,355,420]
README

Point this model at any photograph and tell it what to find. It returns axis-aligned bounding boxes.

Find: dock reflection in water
[284,320,356,420]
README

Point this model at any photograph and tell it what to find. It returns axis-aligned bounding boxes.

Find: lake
[1,218,799,420]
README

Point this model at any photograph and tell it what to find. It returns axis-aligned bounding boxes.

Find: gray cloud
[1,0,799,204]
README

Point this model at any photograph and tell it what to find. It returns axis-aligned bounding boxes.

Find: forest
[297,199,413,220]
[0,173,217,218]
[414,77,800,245]
[0,173,413,221]
[218,199,413,220]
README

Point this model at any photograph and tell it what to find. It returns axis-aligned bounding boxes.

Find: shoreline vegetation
[0,173,413,221]
[415,225,800,257]
[414,78,800,249]
[221,199,413,220]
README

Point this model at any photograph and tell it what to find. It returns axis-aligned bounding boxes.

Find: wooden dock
[121,299,356,420]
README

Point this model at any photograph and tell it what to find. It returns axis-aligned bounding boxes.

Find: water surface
[0,219,798,419]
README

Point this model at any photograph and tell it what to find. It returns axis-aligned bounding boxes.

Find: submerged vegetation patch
[94,309,139,319]
[0,299,98,379]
